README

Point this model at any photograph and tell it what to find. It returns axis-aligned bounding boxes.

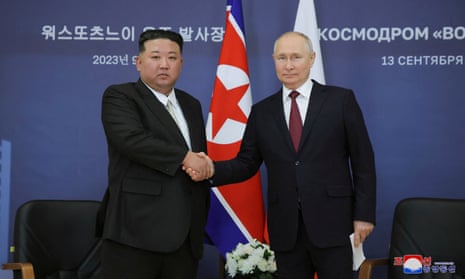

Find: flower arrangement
[225,239,277,279]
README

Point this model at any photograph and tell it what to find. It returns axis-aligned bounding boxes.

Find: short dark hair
[138,29,184,54]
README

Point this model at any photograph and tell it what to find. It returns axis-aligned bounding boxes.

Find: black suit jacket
[213,80,376,251]
[100,79,210,258]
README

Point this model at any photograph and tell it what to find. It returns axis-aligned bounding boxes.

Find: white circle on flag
[206,64,252,144]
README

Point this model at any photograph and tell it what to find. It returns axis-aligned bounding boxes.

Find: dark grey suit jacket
[100,79,210,258]
[213,80,376,251]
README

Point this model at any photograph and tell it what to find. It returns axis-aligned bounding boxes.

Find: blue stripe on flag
[228,0,245,35]
[207,191,248,256]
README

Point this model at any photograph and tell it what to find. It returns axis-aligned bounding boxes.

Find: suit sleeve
[101,85,187,176]
[213,108,263,186]
[344,91,377,224]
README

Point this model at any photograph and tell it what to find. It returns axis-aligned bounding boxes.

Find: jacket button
[295,161,300,166]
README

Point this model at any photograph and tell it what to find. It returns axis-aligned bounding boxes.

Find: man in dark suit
[99,29,213,279]
[187,31,376,279]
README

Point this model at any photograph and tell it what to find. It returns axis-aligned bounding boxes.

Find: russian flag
[294,0,325,84]
[205,0,266,257]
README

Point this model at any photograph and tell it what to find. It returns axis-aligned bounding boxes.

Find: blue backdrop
[1,0,464,278]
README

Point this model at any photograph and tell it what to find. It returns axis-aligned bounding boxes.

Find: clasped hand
[182,151,214,181]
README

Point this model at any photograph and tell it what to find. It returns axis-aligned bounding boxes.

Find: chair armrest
[2,262,35,279]
[358,258,389,279]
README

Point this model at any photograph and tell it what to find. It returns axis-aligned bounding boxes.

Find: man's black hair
[138,29,184,53]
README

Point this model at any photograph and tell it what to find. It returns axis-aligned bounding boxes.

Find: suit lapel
[175,90,201,151]
[300,81,327,148]
[136,80,188,148]
[268,91,296,152]
[272,83,328,153]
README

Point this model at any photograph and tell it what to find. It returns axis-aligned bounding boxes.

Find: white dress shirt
[282,78,313,128]
[144,84,192,150]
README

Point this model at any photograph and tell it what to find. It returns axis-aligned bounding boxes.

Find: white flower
[225,239,277,278]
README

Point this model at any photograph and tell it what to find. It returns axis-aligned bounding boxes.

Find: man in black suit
[187,31,376,279]
[99,29,213,279]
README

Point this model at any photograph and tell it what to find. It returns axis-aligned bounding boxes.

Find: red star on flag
[210,77,249,140]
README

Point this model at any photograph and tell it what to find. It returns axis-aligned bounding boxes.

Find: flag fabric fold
[294,0,326,84]
[205,0,266,258]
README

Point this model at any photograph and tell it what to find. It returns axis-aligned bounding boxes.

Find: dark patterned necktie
[289,91,302,151]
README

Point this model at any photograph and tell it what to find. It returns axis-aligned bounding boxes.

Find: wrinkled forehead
[273,34,312,55]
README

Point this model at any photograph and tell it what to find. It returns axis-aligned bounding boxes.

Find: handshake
[182,151,214,182]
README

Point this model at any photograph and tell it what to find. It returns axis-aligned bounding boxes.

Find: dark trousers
[274,211,353,279]
[102,239,198,279]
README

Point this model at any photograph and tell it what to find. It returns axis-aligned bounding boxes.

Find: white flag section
[294,0,326,84]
